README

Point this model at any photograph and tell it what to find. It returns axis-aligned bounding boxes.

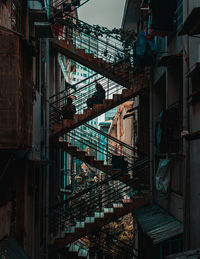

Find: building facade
[122,0,200,258]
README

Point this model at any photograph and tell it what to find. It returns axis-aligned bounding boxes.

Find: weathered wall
[0,28,32,149]
[0,202,11,240]
[0,0,11,29]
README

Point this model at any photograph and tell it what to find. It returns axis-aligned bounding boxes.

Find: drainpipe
[149,67,153,204]
[45,0,50,257]
[183,0,190,250]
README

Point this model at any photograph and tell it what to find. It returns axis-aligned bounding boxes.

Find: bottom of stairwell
[54,194,149,250]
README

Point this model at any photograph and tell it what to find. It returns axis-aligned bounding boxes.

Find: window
[191,65,200,105]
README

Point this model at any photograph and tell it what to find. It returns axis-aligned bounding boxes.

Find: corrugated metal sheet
[133,204,183,244]
[0,237,30,259]
[166,249,200,259]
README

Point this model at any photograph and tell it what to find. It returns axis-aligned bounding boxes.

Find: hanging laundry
[155,107,179,153]
[136,32,156,71]
[155,159,171,193]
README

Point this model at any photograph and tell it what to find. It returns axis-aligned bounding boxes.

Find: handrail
[49,0,89,21]
[84,123,148,157]
[49,67,134,128]
[51,156,149,209]
[49,55,130,100]
[49,159,149,235]
[68,129,135,164]
[68,127,138,162]
[54,15,125,53]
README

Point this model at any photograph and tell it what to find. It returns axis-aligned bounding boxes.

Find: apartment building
[0,0,80,257]
[122,0,200,258]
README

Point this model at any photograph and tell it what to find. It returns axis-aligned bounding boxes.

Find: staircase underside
[52,86,143,138]
[54,195,149,250]
[50,39,134,89]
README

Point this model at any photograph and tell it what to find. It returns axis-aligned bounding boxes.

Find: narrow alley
[0,0,200,258]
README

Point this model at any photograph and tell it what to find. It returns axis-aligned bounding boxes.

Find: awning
[166,248,200,258]
[179,7,200,36]
[157,54,182,67]
[0,237,30,259]
[133,204,183,244]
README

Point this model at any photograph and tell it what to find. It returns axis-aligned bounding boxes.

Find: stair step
[66,226,76,234]
[113,94,122,102]
[76,222,85,228]
[104,207,114,213]
[77,151,87,157]
[83,108,93,116]
[122,89,133,95]
[84,155,95,162]
[113,203,123,208]
[103,165,113,171]
[78,248,88,257]
[86,53,94,61]
[69,243,80,252]
[94,160,104,166]
[85,216,95,223]
[94,212,104,218]
[103,99,113,105]
[93,103,104,111]
[96,58,103,65]
[67,146,78,153]
[77,49,86,56]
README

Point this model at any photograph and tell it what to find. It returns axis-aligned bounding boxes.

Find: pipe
[184,0,190,250]
[45,0,50,257]
[149,67,154,204]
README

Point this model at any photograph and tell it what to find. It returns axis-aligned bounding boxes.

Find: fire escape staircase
[51,86,143,137]
[55,122,149,187]
[57,141,146,187]
[49,15,150,256]
[50,163,149,252]
[50,39,133,89]
[50,15,135,89]
[50,125,149,254]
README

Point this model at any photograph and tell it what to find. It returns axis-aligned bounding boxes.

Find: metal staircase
[50,74,147,137]
[55,123,149,186]
[50,14,135,88]
[48,11,150,257]
[49,162,149,251]
[49,0,90,24]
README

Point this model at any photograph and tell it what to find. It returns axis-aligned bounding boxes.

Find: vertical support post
[44,0,50,257]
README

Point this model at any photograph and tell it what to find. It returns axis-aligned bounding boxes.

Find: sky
[78,0,126,30]
[78,0,126,123]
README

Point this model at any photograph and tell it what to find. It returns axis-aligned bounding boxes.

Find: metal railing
[66,123,147,167]
[49,158,149,236]
[51,13,135,65]
[49,0,89,22]
[49,66,134,129]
